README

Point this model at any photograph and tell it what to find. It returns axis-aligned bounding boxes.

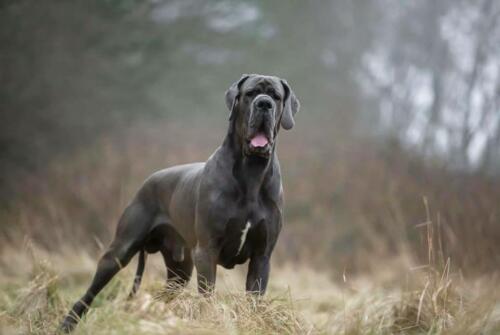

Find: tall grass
[0,234,498,334]
[0,119,499,334]
[2,119,498,273]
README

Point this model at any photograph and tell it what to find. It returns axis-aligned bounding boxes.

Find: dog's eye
[245,90,256,97]
[266,89,281,101]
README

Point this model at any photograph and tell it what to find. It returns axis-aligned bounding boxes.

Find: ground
[0,243,499,335]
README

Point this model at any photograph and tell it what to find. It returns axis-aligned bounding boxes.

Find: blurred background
[1,0,499,276]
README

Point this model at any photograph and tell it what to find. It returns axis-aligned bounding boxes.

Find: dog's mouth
[250,133,269,148]
[245,111,274,157]
[247,131,272,157]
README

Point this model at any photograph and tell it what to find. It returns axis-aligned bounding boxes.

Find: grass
[1,120,500,334]
[0,240,499,334]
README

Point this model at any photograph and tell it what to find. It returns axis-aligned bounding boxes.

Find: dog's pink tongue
[250,133,269,147]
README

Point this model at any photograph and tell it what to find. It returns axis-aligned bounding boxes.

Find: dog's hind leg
[159,227,193,289]
[60,201,154,332]
[128,249,147,298]
[161,247,193,288]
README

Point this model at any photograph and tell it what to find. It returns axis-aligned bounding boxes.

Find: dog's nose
[254,96,274,111]
[257,99,273,110]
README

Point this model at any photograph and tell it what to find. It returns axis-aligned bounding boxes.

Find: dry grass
[0,237,499,334]
[2,119,499,274]
[1,119,499,334]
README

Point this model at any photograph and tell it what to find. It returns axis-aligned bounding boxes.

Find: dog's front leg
[194,245,217,294]
[246,254,270,294]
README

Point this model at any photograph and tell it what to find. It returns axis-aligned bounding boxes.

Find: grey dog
[60,74,300,332]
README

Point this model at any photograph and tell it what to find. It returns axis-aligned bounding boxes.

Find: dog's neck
[222,127,276,199]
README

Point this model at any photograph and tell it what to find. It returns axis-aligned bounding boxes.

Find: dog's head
[225,74,300,158]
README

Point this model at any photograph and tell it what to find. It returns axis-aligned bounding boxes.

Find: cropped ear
[280,79,300,130]
[225,74,251,120]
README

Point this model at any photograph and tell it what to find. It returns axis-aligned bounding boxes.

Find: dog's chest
[217,204,268,269]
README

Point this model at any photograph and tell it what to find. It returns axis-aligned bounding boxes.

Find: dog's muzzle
[246,95,275,157]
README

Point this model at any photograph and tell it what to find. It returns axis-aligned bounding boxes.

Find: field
[2,0,500,333]
[1,120,499,334]
[1,243,499,334]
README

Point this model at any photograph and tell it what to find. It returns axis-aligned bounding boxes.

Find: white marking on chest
[236,221,252,255]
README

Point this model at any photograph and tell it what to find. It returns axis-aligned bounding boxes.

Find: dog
[60,74,300,332]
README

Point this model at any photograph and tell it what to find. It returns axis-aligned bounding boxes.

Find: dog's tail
[128,249,147,299]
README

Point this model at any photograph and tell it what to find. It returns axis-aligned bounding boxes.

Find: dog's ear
[280,79,300,130]
[226,74,250,120]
